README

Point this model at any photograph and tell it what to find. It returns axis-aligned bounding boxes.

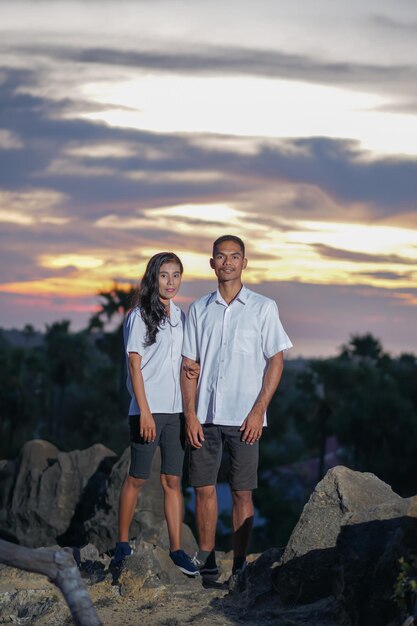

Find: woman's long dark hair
[131,252,183,347]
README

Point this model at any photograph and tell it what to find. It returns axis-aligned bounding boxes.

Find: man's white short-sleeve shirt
[182,285,292,426]
[124,303,185,415]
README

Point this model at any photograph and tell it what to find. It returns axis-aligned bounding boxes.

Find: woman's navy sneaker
[169,549,199,576]
[112,541,133,567]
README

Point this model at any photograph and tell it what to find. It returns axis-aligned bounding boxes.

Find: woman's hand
[140,412,157,443]
[184,361,200,380]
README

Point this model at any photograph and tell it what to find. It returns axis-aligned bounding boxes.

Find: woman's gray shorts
[129,413,185,479]
[189,424,259,490]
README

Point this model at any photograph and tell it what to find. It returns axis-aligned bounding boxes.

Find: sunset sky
[1,0,417,356]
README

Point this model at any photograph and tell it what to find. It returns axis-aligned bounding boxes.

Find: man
[181,235,292,579]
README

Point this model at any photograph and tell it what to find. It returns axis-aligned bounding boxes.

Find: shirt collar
[212,284,248,307]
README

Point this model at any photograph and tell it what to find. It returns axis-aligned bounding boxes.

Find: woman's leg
[118,474,146,542]
[160,473,182,552]
[119,414,162,543]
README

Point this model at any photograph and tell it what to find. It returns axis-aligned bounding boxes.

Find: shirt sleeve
[125,309,146,356]
[182,304,200,361]
[261,300,293,358]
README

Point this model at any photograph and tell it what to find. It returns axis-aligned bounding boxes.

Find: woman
[113,252,198,576]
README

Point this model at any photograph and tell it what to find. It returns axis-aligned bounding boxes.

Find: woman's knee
[125,474,147,490]
[160,473,181,490]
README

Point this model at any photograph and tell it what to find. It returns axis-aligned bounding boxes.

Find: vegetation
[1,289,417,549]
[255,332,417,547]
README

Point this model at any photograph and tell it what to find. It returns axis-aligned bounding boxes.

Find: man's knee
[195,485,216,501]
[231,489,253,506]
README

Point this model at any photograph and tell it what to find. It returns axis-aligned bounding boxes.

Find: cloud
[0,129,23,149]
[12,42,417,99]
[371,14,417,35]
[1,65,417,226]
[312,243,417,266]
[359,271,414,281]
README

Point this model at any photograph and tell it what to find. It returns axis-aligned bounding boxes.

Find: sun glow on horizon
[40,254,105,270]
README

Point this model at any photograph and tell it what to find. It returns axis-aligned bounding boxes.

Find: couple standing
[113,235,293,579]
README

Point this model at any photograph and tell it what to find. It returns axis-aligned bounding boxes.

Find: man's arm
[128,352,156,442]
[181,356,205,448]
[240,351,284,444]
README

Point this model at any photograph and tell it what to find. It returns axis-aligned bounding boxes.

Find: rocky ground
[0,545,349,626]
[2,441,417,625]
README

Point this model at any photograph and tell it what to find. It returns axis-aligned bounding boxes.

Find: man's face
[210,240,247,282]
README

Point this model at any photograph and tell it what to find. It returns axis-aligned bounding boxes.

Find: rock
[78,542,101,563]
[118,540,200,601]
[228,547,283,606]
[0,439,117,547]
[271,465,417,624]
[155,520,198,556]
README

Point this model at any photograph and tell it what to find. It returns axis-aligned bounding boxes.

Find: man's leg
[225,426,259,573]
[231,489,254,563]
[195,484,218,552]
[189,425,223,575]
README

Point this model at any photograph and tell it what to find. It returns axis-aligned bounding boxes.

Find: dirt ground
[0,557,266,626]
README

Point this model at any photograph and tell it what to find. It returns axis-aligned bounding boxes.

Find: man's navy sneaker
[112,541,133,567]
[191,551,219,579]
[169,550,199,576]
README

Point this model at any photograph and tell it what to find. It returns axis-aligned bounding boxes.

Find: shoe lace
[191,553,203,566]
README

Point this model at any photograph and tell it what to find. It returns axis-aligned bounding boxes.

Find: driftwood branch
[0,539,102,626]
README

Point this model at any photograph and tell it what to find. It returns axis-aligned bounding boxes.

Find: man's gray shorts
[189,424,259,490]
[129,413,185,479]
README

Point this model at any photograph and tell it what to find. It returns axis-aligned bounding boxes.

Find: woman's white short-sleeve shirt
[124,303,185,415]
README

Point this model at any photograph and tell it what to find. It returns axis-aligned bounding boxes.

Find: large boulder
[0,440,116,547]
[271,465,417,624]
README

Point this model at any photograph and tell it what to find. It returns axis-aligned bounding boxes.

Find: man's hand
[140,412,157,443]
[183,361,200,380]
[185,414,205,448]
[240,411,263,445]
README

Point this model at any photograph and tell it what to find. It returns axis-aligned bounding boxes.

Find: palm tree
[88,285,135,332]
[88,285,135,414]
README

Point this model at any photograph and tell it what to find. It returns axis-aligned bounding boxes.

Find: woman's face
[158,261,182,302]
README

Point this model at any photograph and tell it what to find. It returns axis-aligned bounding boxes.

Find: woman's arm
[128,352,156,442]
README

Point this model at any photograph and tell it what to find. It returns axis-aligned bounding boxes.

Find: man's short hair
[212,235,245,257]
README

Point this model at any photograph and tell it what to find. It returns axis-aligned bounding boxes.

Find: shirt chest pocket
[234,330,258,354]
